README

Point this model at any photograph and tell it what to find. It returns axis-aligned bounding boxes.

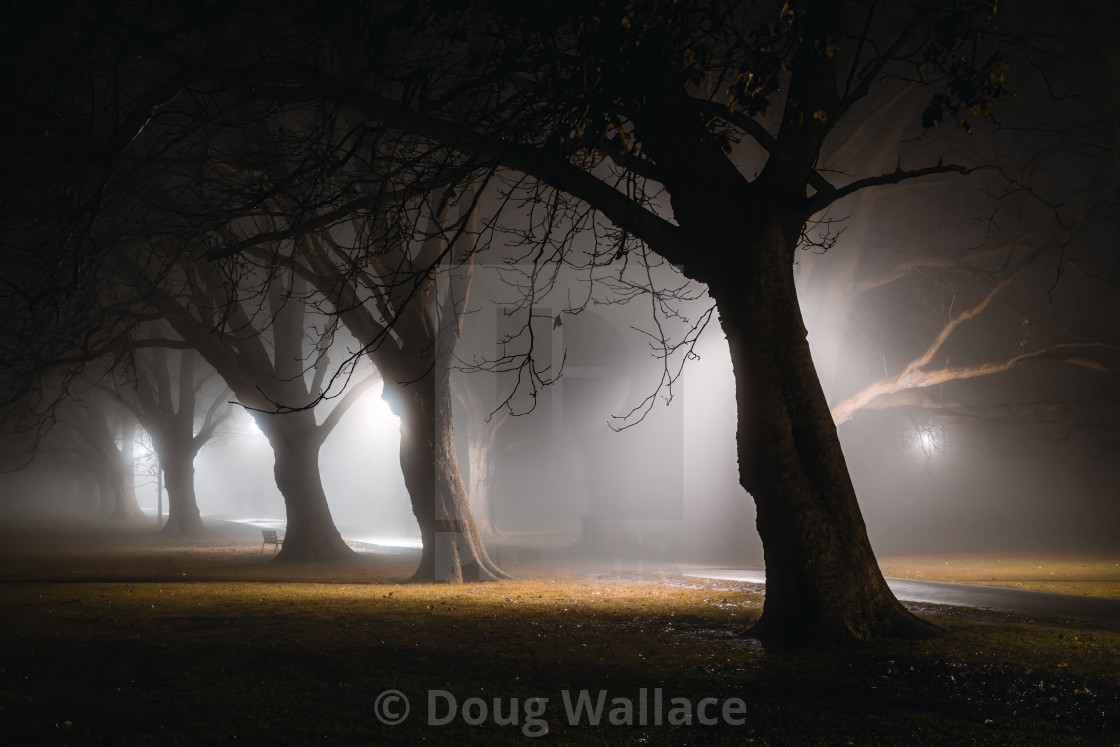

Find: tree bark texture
[708,221,935,643]
[465,412,503,540]
[389,368,509,582]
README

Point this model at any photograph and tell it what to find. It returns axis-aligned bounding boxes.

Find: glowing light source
[245,415,264,437]
[360,384,401,437]
[910,417,946,460]
[133,437,157,462]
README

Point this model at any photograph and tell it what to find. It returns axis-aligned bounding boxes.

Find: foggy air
[1,0,1118,742]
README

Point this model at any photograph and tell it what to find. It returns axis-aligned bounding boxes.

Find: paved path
[680,567,1120,622]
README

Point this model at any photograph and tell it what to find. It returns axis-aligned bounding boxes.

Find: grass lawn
[877,555,1120,599]
[1,519,1117,745]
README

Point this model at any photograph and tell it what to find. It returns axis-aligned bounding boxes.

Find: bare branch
[833,341,1119,425]
[315,370,382,443]
[807,162,981,215]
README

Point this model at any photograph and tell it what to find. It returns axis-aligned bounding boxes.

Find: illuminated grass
[1,538,1118,744]
[878,555,1120,598]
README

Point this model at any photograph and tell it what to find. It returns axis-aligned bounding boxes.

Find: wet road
[680,567,1120,622]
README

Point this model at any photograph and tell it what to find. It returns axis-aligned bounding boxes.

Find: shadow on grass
[0,520,1118,744]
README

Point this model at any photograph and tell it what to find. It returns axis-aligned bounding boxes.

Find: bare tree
[38,395,146,522]
[110,339,234,535]
[132,255,378,561]
[292,182,511,580]
[9,0,1111,641]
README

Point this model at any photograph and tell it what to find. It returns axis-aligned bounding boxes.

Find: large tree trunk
[262,412,355,562]
[391,369,509,582]
[157,437,205,535]
[465,414,503,540]
[107,425,145,521]
[453,371,509,542]
[708,221,936,644]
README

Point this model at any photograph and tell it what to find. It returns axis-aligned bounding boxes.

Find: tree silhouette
[8,0,1105,641]
[132,255,377,561]
[288,183,511,580]
[110,339,234,535]
[38,395,146,521]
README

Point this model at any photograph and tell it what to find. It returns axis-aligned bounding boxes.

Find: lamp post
[156,465,163,527]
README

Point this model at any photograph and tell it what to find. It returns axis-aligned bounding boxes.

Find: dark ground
[1,519,1118,745]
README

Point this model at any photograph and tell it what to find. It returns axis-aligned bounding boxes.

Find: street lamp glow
[910,418,945,459]
[245,415,264,437]
[361,384,401,437]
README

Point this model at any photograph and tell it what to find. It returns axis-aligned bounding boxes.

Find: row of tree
[3,0,1116,643]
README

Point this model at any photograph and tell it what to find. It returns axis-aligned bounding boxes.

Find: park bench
[261,529,284,554]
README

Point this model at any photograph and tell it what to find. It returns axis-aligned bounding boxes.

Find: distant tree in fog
[134,258,378,561]
[37,396,145,521]
[110,341,234,535]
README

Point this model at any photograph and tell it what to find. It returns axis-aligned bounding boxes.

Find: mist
[4,223,1116,565]
[1,0,1116,575]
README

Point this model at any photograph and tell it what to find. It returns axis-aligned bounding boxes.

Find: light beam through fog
[1,0,1116,569]
[357,385,401,437]
[47,245,1118,565]
[323,384,418,548]
[0,3,1117,739]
